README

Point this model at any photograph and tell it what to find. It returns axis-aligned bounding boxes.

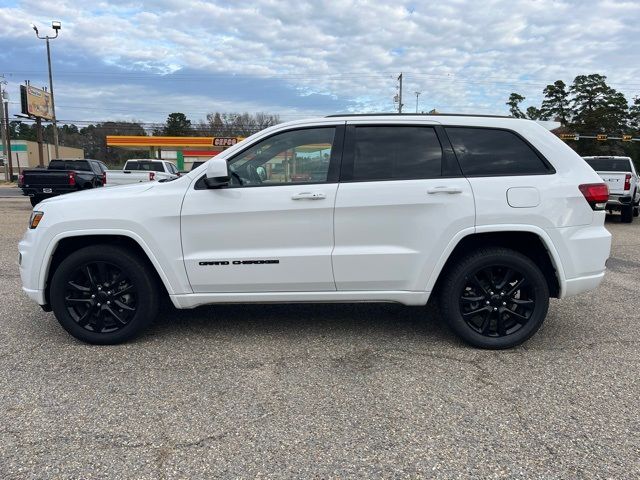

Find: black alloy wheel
[50,245,158,344]
[63,261,137,334]
[459,265,535,337]
[440,247,549,349]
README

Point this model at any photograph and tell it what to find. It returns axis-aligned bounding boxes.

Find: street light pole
[415,91,421,113]
[31,21,61,158]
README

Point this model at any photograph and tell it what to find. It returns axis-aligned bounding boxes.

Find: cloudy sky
[0,0,639,127]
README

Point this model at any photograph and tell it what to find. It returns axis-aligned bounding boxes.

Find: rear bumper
[607,194,633,207]
[21,187,78,197]
[548,220,611,298]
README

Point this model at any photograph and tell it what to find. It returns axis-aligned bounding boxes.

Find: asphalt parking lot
[0,194,638,479]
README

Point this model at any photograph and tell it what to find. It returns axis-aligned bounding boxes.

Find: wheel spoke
[496,310,507,336]
[510,298,534,307]
[65,296,92,304]
[92,312,105,332]
[505,308,530,322]
[105,306,127,325]
[480,310,492,334]
[496,268,515,290]
[114,299,135,312]
[462,306,489,318]
[84,265,97,289]
[506,278,526,297]
[76,306,94,326]
[461,295,485,303]
[114,284,134,297]
[469,274,489,295]
[68,281,90,293]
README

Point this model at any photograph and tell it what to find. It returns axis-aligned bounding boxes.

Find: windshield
[585,158,632,172]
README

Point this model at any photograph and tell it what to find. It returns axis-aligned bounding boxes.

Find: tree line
[507,73,640,161]
[8,112,280,164]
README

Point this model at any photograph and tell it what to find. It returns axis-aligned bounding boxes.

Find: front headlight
[29,211,44,229]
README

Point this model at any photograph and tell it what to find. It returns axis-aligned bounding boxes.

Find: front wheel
[30,196,41,207]
[50,245,159,344]
[439,248,549,349]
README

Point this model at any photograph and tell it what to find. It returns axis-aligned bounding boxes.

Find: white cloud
[1,0,639,122]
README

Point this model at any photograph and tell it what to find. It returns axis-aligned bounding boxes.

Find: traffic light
[596,134,607,141]
[622,134,633,142]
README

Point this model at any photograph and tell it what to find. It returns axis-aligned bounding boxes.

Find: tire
[50,245,159,344]
[30,196,41,207]
[621,205,633,223]
[439,247,549,349]
[634,206,639,218]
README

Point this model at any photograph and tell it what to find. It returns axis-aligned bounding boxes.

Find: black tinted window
[126,161,164,172]
[352,126,442,181]
[584,158,632,172]
[445,127,550,176]
[49,160,91,171]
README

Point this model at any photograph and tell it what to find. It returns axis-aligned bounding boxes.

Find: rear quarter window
[445,127,552,176]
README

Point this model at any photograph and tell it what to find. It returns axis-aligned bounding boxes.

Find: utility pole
[415,91,421,113]
[32,21,61,158]
[35,117,44,167]
[397,73,404,113]
[0,81,8,181]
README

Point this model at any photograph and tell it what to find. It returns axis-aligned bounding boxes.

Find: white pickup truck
[104,159,180,186]
[583,156,640,223]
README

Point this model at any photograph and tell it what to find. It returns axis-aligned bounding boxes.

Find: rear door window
[445,127,552,176]
[348,126,443,181]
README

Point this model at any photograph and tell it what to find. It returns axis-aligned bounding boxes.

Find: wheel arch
[42,232,174,306]
[428,227,564,299]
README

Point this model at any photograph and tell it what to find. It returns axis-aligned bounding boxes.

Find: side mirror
[204,157,230,189]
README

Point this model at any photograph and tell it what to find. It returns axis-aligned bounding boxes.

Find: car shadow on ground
[147,300,460,346]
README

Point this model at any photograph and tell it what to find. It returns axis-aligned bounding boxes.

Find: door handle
[427,186,463,194]
[291,192,326,200]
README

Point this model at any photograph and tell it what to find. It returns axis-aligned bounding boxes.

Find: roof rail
[325,113,514,119]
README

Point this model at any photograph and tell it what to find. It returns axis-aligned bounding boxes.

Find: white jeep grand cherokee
[19,114,612,348]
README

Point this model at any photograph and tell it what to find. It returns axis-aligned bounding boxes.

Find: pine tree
[540,80,570,125]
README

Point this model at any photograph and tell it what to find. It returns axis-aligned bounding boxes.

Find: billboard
[20,85,54,120]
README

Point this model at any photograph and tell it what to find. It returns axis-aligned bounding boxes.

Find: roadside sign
[212,137,240,147]
[560,133,579,141]
[20,84,54,120]
[596,134,608,141]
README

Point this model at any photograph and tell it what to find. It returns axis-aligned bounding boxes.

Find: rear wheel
[439,248,549,349]
[621,205,633,223]
[50,245,159,344]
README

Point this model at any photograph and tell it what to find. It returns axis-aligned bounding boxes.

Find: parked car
[104,159,179,186]
[583,156,639,223]
[18,159,107,207]
[19,114,611,348]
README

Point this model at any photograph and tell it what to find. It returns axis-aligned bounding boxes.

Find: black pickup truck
[18,159,108,206]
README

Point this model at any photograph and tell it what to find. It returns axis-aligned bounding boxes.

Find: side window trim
[442,126,556,177]
[339,124,447,183]
[194,124,345,190]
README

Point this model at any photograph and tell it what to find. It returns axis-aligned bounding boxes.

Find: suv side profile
[19,115,611,349]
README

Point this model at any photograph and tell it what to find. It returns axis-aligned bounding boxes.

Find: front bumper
[18,228,49,306]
